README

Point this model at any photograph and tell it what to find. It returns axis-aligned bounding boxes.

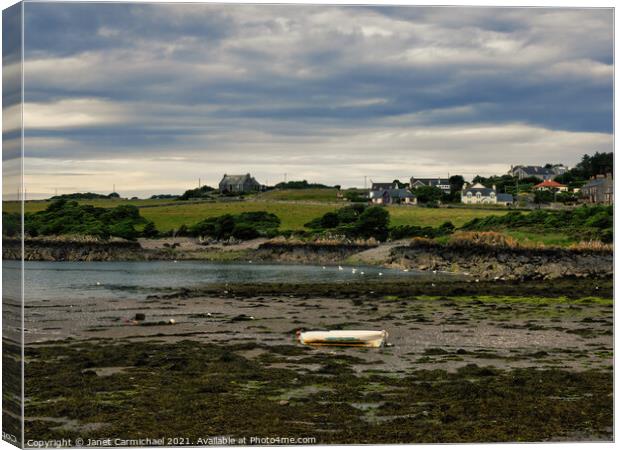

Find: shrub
[448,231,520,248]
[389,221,455,240]
[142,221,159,238]
[460,205,612,242]
[22,200,147,240]
[2,213,20,237]
[350,206,389,241]
[189,211,280,240]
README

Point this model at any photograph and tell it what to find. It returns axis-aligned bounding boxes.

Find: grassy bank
[9,199,512,231]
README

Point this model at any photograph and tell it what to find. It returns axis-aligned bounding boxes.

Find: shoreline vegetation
[2,197,613,280]
[5,231,613,280]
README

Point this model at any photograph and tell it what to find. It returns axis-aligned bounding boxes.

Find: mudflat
[23,278,613,443]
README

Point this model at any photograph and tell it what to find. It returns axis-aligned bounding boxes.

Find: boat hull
[299,330,388,348]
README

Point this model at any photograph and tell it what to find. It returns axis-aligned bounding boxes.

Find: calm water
[14,260,430,301]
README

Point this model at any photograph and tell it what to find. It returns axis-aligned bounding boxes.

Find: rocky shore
[389,239,613,280]
[4,236,613,280]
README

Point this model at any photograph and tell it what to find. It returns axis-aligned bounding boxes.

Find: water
[15,260,429,301]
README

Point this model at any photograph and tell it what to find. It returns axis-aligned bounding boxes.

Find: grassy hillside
[7,199,514,233]
[387,206,508,228]
[140,201,336,231]
[256,188,340,202]
[3,198,176,213]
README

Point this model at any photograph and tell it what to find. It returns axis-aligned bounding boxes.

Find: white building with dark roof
[461,183,513,206]
[409,177,451,194]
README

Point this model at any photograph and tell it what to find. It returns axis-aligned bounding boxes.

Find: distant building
[509,165,556,181]
[371,182,400,191]
[461,182,513,206]
[369,186,416,205]
[219,173,262,194]
[410,177,451,194]
[551,164,569,176]
[533,180,568,192]
[581,174,613,204]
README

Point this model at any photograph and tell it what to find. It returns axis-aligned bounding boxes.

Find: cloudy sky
[8,3,615,198]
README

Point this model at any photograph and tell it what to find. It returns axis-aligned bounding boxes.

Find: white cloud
[24,98,129,129]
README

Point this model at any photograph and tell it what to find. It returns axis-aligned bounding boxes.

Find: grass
[140,201,337,231]
[502,230,575,247]
[256,188,341,202]
[3,198,177,213]
[386,206,508,228]
[8,199,515,232]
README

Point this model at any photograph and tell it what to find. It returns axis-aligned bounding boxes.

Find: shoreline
[4,236,614,281]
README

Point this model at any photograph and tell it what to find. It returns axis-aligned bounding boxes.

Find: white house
[461,183,513,206]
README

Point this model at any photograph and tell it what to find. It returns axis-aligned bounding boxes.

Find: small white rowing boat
[297,329,388,348]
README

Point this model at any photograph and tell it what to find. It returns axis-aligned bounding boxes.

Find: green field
[256,188,341,202]
[3,198,176,213]
[6,198,514,232]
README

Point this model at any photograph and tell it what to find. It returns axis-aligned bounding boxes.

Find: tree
[353,206,389,241]
[449,175,465,194]
[142,221,158,238]
[179,185,215,200]
[533,190,553,207]
[413,185,443,204]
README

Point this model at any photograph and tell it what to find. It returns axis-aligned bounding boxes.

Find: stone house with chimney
[219,173,262,194]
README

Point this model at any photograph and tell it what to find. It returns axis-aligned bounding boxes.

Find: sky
[4,3,614,198]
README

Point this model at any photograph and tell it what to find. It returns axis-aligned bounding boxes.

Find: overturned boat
[297,329,388,348]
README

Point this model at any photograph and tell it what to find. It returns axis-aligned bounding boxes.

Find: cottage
[533,180,568,192]
[461,182,513,206]
[219,173,262,194]
[581,174,613,204]
[409,177,451,194]
[371,182,400,191]
[508,165,563,181]
[369,187,416,205]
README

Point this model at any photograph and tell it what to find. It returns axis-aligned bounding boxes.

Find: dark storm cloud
[18,3,613,197]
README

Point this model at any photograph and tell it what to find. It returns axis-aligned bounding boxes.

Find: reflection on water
[17,260,431,301]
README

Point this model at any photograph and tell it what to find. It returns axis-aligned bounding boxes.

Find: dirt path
[349,240,407,265]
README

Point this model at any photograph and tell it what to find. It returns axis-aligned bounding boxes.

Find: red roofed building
[533,180,568,192]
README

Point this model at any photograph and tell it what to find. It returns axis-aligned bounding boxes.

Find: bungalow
[371,182,400,191]
[461,182,513,206]
[509,165,567,181]
[533,180,568,192]
[581,174,613,204]
[369,187,416,205]
[409,177,451,194]
[509,165,556,181]
[219,173,262,194]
